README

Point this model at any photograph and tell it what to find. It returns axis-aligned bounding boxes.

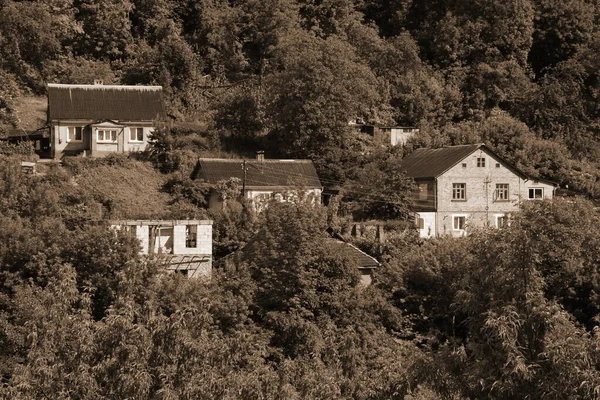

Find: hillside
[1,0,600,197]
[62,156,204,220]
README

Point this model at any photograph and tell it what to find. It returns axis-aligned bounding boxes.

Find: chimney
[93,79,104,85]
[256,150,265,162]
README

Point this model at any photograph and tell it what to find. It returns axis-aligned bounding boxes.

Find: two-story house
[399,144,557,238]
[47,82,165,160]
[111,219,213,278]
[193,152,323,211]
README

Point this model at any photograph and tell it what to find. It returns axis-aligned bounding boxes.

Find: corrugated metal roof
[399,144,484,178]
[47,84,166,121]
[195,158,322,189]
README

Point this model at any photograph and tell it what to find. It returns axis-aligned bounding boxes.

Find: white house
[399,144,557,238]
[47,83,165,160]
[193,152,323,211]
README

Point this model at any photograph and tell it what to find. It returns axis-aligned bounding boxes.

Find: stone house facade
[111,220,213,278]
[47,83,165,160]
[399,144,557,238]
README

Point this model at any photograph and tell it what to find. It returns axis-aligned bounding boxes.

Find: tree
[345,148,417,221]
[529,0,595,76]
[265,31,382,159]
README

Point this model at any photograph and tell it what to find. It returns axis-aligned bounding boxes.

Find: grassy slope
[68,157,173,220]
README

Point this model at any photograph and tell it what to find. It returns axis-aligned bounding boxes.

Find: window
[130,127,144,142]
[185,225,197,248]
[462,163,467,168]
[418,183,428,200]
[477,157,485,167]
[452,183,466,200]
[453,215,466,231]
[495,214,509,228]
[496,163,501,168]
[528,188,544,200]
[97,129,118,142]
[495,184,509,201]
[416,218,425,229]
[67,126,82,142]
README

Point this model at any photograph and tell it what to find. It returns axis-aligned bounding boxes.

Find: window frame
[495,183,510,202]
[96,129,118,143]
[495,214,509,228]
[67,126,83,142]
[528,187,544,200]
[452,183,467,201]
[129,127,144,143]
[452,214,467,231]
[477,157,486,167]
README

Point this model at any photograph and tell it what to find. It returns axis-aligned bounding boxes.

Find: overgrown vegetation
[1,153,599,397]
[2,0,600,397]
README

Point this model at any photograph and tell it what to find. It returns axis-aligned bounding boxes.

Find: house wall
[438,148,519,237]
[520,179,555,201]
[415,212,436,238]
[111,220,213,278]
[390,128,418,146]
[51,121,154,160]
[122,126,152,153]
[246,188,322,210]
[434,148,555,237]
[172,224,212,255]
[51,123,93,159]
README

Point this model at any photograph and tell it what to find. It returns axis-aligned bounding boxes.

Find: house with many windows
[399,144,557,238]
[47,82,165,160]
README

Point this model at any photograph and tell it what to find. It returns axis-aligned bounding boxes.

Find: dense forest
[2,0,600,194]
[2,0,600,398]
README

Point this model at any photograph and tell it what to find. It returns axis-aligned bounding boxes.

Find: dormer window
[477,157,485,167]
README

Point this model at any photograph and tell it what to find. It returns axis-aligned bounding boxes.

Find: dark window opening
[186,225,198,248]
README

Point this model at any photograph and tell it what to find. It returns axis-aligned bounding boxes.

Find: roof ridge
[424,143,483,149]
[198,158,312,163]
[47,83,163,91]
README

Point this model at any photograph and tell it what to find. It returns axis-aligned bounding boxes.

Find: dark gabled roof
[399,144,484,179]
[325,238,380,269]
[216,235,379,271]
[195,158,322,189]
[47,84,166,121]
[399,144,560,187]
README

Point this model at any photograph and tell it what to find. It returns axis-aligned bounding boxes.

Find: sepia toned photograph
[1,0,599,398]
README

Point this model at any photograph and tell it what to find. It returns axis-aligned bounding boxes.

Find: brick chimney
[256,150,265,162]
